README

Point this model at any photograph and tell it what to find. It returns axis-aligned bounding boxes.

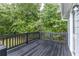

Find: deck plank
[50,42,57,56]
[7,40,71,56]
[24,45,41,56]
[57,43,61,56]
[60,43,64,56]
[7,40,40,56]
[53,42,59,56]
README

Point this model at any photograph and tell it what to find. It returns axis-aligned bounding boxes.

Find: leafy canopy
[0,3,67,35]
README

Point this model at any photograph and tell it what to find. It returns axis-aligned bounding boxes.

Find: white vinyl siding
[68,12,74,55]
[74,10,79,55]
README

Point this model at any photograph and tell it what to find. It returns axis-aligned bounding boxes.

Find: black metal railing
[0,32,67,56]
[40,32,67,42]
[0,32,40,50]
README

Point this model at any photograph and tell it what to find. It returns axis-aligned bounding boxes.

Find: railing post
[39,32,42,40]
[26,33,28,44]
[65,32,68,44]
[0,45,7,56]
[39,32,40,40]
[50,32,51,40]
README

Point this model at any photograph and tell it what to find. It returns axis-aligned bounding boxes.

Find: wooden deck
[7,40,71,56]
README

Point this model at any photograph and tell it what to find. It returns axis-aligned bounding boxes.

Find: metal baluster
[6,38,8,49]
[2,38,4,45]
[9,38,11,48]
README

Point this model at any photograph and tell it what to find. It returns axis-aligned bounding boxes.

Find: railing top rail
[0,32,40,39]
[0,33,26,39]
[40,31,67,34]
[0,32,67,39]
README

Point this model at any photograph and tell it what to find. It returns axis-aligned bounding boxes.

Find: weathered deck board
[7,40,40,56]
[59,43,64,56]
[7,40,71,56]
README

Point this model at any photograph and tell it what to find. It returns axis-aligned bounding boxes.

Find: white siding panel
[68,12,74,55]
[74,11,79,55]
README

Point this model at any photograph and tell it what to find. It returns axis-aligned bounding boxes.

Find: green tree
[0,3,67,35]
[40,4,67,32]
[0,3,39,34]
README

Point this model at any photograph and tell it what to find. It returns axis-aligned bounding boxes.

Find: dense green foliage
[0,3,39,34]
[40,4,67,32]
[0,3,67,35]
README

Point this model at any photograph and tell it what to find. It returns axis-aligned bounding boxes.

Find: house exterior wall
[61,4,79,56]
[68,5,79,56]
[61,3,74,55]
[61,3,73,19]
[68,11,74,55]
[73,9,79,55]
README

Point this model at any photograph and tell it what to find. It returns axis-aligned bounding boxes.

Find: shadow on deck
[7,40,71,56]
